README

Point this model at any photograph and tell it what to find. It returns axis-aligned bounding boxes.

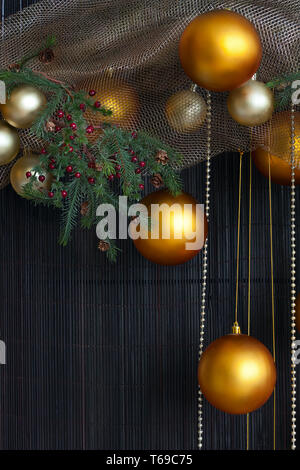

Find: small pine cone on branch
[39,48,55,64]
[98,240,110,252]
[45,120,56,132]
[80,201,89,216]
[151,173,164,189]
[95,163,103,172]
[155,149,169,166]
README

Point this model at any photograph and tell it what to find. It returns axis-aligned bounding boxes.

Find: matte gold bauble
[0,84,47,129]
[165,90,207,133]
[10,152,53,196]
[131,190,208,265]
[179,10,262,92]
[0,121,20,165]
[198,332,276,414]
[227,80,274,126]
[76,76,139,141]
[296,293,300,334]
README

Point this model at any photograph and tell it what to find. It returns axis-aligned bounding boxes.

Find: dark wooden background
[0,0,299,450]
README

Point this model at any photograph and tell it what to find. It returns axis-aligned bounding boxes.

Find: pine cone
[45,120,56,133]
[151,173,164,189]
[155,149,169,166]
[95,163,103,172]
[80,201,89,216]
[98,240,110,252]
[39,48,55,64]
[8,63,20,72]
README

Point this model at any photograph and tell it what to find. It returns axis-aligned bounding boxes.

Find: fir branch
[59,179,82,246]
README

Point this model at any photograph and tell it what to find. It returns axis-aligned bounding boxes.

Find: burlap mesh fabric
[0,0,299,188]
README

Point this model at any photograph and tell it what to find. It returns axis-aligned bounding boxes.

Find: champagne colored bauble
[165,90,207,133]
[179,10,262,92]
[296,293,300,334]
[77,77,139,141]
[0,121,20,165]
[198,333,276,414]
[227,80,274,126]
[0,84,47,129]
[10,153,53,196]
[131,190,208,265]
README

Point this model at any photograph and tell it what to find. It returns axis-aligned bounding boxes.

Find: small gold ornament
[198,325,276,414]
[0,121,20,166]
[179,10,262,91]
[165,89,207,132]
[10,151,53,196]
[227,80,274,126]
[0,84,47,129]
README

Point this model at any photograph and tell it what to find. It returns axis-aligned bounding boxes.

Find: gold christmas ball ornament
[10,152,53,197]
[227,80,274,126]
[131,190,208,265]
[0,84,47,129]
[198,326,276,414]
[296,293,300,334]
[165,89,207,133]
[0,120,20,165]
[252,111,300,184]
[179,10,262,92]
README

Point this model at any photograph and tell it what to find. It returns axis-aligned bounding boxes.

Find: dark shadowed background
[0,0,299,450]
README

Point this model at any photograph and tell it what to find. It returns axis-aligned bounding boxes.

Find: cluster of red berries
[128,148,145,190]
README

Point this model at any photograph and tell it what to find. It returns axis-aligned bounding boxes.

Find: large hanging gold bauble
[10,152,53,196]
[296,293,300,334]
[0,84,47,129]
[227,80,274,126]
[76,76,139,141]
[179,10,262,92]
[131,190,208,265]
[165,89,207,133]
[252,111,300,185]
[0,121,20,166]
[198,332,276,414]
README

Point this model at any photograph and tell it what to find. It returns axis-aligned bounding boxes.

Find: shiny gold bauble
[198,333,276,414]
[0,84,47,129]
[131,190,208,265]
[252,111,300,185]
[165,90,207,133]
[76,77,139,141]
[0,121,20,165]
[10,152,53,196]
[296,293,300,334]
[179,10,262,92]
[227,80,274,126]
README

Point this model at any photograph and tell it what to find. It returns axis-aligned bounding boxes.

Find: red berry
[130,149,135,155]
[57,110,64,118]
[61,190,67,198]
[26,171,32,179]
[94,101,101,108]
[86,125,94,134]
[139,184,144,190]
[131,131,137,138]
[69,135,75,140]
[55,125,61,132]
[131,156,137,163]
[79,103,86,110]
[39,175,45,182]
[70,123,77,130]
[66,165,73,173]
[88,177,95,184]
[66,114,72,121]
[48,191,54,198]
[49,163,55,170]
[50,158,56,163]
[88,162,95,168]
[41,148,47,154]
[69,146,74,152]
[108,174,114,181]
[139,161,146,168]
[115,164,121,171]
[116,172,121,179]
[74,172,81,178]
[89,90,96,96]
[135,168,141,174]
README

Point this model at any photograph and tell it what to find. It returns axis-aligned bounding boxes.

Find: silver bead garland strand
[198,90,211,450]
[290,105,297,450]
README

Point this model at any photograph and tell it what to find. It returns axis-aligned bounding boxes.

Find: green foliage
[266,71,300,110]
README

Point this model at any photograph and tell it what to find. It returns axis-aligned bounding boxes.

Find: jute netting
[0,0,299,188]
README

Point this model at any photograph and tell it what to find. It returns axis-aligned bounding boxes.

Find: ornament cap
[232,321,241,335]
